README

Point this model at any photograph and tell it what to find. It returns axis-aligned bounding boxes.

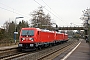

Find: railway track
[0,46,36,60]
[0,47,32,60]
[37,40,79,60]
[0,39,79,60]
[13,40,79,60]
[0,47,18,59]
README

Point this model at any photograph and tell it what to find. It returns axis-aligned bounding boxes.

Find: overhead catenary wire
[42,0,60,17]
[34,0,61,20]
[0,6,21,16]
[0,1,67,26]
[42,0,52,9]
[34,0,68,25]
[34,0,57,17]
[42,0,72,25]
[0,2,30,18]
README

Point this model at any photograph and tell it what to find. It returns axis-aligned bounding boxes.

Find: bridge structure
[57,26,90,43]
[58,27,85,30]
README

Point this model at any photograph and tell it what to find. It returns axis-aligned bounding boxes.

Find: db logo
[26,38,28,40]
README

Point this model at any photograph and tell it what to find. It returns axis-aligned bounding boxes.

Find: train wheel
[49,43,52,47]
[38,46,41,50]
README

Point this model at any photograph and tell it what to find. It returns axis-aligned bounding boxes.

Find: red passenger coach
[18,28,68,51]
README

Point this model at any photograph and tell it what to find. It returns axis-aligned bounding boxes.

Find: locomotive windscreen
[21,30,34,36]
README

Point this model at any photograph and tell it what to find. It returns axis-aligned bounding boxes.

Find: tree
[3,20,10,32]
[30,6,52,30]
[8,21,15,38]
[0,29,5,40]
[80,8,90,41]
[17,20,29,31]
[1,20,29,40]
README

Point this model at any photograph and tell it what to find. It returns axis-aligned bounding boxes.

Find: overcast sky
[0,0,90,27]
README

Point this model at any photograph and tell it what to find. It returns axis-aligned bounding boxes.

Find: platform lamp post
[14,17,24,44]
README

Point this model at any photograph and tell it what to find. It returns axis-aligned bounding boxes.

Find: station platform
[0,45,18,50]
[63,39,90,60]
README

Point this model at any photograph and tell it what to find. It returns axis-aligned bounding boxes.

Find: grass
[0,38,19,47]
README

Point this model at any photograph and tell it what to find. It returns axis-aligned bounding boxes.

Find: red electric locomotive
[18,28,68,51]
[18,28,55,50]
[56,33,64,42]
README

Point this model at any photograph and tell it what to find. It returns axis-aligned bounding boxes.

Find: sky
[0,0,90,28]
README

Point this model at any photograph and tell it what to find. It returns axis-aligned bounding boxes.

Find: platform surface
[66,39,90,60]
[0,45,18,50]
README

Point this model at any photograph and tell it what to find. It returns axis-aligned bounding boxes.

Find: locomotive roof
[21,28,55,33]
[21,27,40,30]
[21,28,68,35]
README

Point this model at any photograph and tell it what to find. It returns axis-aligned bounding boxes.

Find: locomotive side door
[37,31,41,43]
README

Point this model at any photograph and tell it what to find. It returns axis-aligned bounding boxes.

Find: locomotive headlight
[30,44,34,47]
[22,38,25,40]
[18,44,22,47]
[29,38,34,41]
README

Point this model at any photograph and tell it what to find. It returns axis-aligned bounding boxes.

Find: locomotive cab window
[21,30,34,36]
